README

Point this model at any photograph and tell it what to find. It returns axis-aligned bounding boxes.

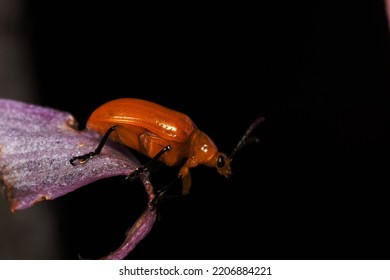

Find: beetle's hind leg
[70,125,118,165]
[126,145,172,181]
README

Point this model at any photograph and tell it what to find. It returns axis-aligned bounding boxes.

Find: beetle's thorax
[187,129,219,166]
[186,129,231,178]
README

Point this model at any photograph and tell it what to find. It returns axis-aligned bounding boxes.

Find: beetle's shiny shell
[87,98,195,143]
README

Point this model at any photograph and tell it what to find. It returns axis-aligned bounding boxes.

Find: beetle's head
[218,117,265,178]
[196,117,264,179]
[213,152,232,178]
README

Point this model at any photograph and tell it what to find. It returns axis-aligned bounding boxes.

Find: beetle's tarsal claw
[70,152,95,166]
[148,188,167,210]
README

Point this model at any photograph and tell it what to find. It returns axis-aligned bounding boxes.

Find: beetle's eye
[217,155,225,168]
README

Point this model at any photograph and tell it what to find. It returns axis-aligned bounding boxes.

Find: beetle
[70,98,264,195]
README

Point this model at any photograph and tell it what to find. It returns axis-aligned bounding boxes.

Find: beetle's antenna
[229,117,265,159]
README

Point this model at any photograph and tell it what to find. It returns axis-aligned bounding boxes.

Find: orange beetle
[70,98,264,195]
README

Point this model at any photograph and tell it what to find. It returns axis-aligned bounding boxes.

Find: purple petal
[0,98,158,259]
[100,175,157,260]
[0,98,140,211]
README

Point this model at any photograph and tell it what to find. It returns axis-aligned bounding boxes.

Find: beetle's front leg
[178,156,202,195]
[178,166,192,195]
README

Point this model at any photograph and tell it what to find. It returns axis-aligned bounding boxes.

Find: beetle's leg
[181,173,192,195]
[148,174,183,208]
[149,168,192,208]
[178,164,195,195]
[70,125,118,165]
[126,145,172,181]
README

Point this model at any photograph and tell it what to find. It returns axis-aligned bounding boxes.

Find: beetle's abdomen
[86,98,195,143]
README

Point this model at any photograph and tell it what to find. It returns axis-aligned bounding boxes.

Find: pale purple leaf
[0,98,157,259]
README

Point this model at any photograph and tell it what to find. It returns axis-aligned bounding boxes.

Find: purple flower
[0,98,156,259]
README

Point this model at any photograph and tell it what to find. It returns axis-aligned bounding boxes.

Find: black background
[23,2,390,259]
